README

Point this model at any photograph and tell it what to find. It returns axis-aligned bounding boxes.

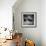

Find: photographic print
[21,12,37,28]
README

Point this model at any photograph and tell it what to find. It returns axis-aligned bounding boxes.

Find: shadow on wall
[12,0,24,10]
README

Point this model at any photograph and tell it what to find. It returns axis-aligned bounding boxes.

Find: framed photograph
[21,12,37,28]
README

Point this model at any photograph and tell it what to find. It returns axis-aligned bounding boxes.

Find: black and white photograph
[23,14,34,25]
[21,12,37,28]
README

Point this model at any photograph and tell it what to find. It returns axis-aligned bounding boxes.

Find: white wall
[0,0,16,30]
[0,0,46,46]
[13,0,46,46]
[41,0,46,46]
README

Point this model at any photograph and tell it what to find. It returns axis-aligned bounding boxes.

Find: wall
[0,0,17,39]
[13,0,46,46]
[13,0,41,46]
[0,0,46,46]
[41,0,46,46]
[0,0,16,30]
